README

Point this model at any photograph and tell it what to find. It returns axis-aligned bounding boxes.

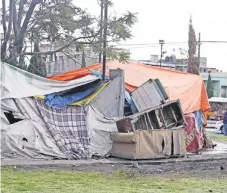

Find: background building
[40,43,99,76]
[163,56,208,72]
[201,72,227,98]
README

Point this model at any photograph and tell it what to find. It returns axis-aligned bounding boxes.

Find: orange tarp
[49,60,210,114]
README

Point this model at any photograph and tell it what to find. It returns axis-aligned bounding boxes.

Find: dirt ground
[6,159,227,178]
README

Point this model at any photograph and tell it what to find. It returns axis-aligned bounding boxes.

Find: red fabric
[184,113,203,153]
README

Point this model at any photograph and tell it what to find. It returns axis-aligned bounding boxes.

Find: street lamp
[179,48,188,72]
[159,40,165,67]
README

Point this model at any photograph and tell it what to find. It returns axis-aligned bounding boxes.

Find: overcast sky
[76,0,227,71]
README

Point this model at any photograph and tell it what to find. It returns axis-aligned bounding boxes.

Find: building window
[221,86,227,98]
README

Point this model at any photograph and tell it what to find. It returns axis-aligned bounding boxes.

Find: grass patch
[2,167,227,193]
[210,135,227,143]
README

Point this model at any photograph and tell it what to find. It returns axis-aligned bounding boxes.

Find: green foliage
[206,73,214,98]
[187,16,198,75]
[2,0,137,71]
[29,0,88,43]
[29,0,137,56]
[106,47,130,63]
[27,44,47,77]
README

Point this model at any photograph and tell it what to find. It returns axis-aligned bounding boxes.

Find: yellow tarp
[70,82,108,106]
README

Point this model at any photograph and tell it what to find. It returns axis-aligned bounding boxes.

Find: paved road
[206,128,223,136]
[206,120,223,136]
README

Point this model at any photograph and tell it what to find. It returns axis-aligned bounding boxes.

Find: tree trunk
[1,0,13,60]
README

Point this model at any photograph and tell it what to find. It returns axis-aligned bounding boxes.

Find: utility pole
[81,51,86,68]
[159,40,165,67]
[98,0,104,63]
[102,0,108,80]
[198,32,201,69]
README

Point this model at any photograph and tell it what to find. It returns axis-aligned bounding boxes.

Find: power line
[109,40,227,49]
[113,40,227,47]
[201,41,227,43]
[116,42,188,46]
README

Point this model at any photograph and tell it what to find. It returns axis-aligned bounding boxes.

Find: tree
[1,0,43,67]
[187,15,199,75]
[1,0,137,72]
[206,72,214,98]
[27,43,47,77]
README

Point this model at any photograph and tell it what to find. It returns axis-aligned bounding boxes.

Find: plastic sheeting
[194,110,205,129]
[1,63,99,99]
[44,82,102,109]
[86,106,119,156]
[1,64,125,159]
[91,76,125,118]
[125,91,137,114]
[70,83,109,106]
[1,120,66,159]
[1,98,120,159]
[49,60,210,114]
[1,98,66,159]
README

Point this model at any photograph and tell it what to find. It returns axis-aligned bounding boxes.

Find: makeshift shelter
[1,63,125,159]
[1,60,211,160]
[49,60,211,153]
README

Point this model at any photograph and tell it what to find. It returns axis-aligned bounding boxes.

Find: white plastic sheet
[1,63,125,159]
[1,63,99,99]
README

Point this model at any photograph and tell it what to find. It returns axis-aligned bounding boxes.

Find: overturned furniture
[116,100,185,132]
[110,79,187,159]
[110,129,186,160]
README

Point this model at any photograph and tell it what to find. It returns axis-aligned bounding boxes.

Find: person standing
[223,109,227,136]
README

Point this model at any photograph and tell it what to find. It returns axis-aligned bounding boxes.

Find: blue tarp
[45,82,101,109]
[125,91,138,114]
[194,110,204,129]
[44,69,137,111]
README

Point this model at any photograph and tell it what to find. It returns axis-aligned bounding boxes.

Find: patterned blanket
[36,99,91,159]
[184,113,203,153]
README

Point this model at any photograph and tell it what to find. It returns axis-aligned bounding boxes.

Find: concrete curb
[2,153,227,167]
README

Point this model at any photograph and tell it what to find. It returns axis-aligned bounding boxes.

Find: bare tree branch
[2,0,7,39]
[14,0,42,47]
[17,0,25,28]
[25,34,99,55]
[12,0,19,38]
[2,34,99,63]
[1,0,13,59]
[62,51,78,64]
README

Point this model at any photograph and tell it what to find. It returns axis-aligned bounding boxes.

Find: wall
[201,72,227,98]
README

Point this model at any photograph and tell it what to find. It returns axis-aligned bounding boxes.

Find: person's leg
[224,124,227,136]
